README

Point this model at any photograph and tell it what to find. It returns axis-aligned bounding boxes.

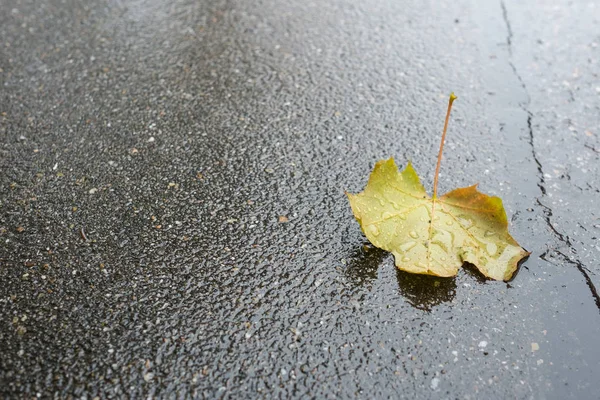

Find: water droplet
[398,214,407,220]
[382,211,394,219]
[409,231,419,239]
[367,225,380,236]
[417,262,428,270]
[485,230,495,237]
[458,215,474,229]
[400,241,416,252]
[402,256,410,262]
[441,256,447,261]
[486,242,498,256]
[446,220,454,226]
[433,215,441,221]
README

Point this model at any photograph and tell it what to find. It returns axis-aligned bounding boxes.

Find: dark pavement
[1,0,599,398]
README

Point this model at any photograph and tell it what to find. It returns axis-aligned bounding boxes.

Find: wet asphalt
[1,0,599,398]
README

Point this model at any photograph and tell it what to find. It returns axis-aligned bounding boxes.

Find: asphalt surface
[1,0,599,398]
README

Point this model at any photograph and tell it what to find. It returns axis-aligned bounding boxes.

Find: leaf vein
[366,202,428,225]
[388,183,427,200]
[439,204,482,250]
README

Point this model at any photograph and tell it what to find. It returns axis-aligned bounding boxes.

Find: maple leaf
[347,94,529,281]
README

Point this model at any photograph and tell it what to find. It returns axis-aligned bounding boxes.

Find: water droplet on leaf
[457,215,474,229]
[367,225,380,236]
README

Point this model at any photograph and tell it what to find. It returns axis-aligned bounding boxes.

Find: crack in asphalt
[500,0,600,313]
[526,112,547,195]
[501,2,545,195]
[556,251,600,310]
[536,199,571,246]
[500,0,513,55]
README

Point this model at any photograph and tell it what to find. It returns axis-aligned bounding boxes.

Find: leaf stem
[433,93,457,199]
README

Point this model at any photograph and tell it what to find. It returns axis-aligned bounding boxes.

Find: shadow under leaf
[345,244,387,286]
[461,262,489,283]
[345,243,457,311]
[396,269,457,311]
[345,243,528,310]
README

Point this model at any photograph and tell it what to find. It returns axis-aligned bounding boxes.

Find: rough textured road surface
[1,0,599,398]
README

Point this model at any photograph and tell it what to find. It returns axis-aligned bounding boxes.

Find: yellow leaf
[347,158,529,281]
